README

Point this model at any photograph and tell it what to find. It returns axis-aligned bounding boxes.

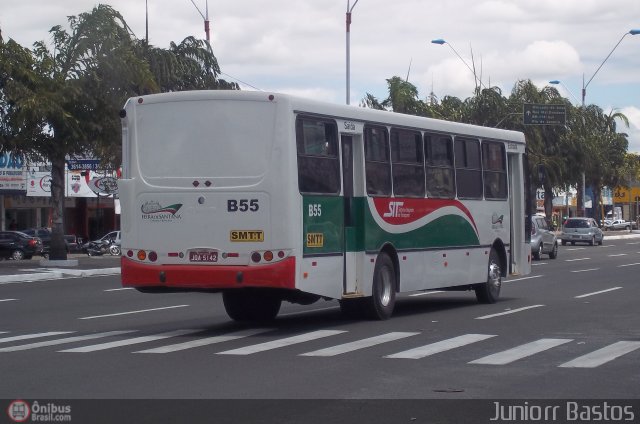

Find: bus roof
[127,90,526,145]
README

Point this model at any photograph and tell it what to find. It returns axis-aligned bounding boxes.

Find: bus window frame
[390,127,425,198]
[364,125,392,197]
[425,133,456,199]
[295,115,341,195]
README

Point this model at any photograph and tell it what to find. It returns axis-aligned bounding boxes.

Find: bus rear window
[295,116,340,194]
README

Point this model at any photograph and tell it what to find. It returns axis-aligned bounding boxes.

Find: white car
[603,219,631,231]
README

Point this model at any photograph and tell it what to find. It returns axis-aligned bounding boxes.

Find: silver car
[561,218,604,246]
[531,216,558,260]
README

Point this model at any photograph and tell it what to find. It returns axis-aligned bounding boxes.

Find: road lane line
[559,341,640,368]
[608,254,628,257]
[301,332,419,357]
[0,331,135,352]
[217,330,346,355]
[565,248,586,251]
[0,299,17,302]
[278,306,339,317]
[565,258,590,262]
[475,305,545,320]
[618,263,640,267]
[135,329,274,353]
[409,291,445,297]
[385,334,496,359]
[531,263,547,266]
[505,275,543,283]
[104,288,134,292]
[0,331,74,344]
[570,268,599,273]
[60,329,202,353]
[575,287,622,298]
[79,305,189,320]
[469,339,573,365]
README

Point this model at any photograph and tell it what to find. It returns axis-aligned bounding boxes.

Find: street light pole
[578,29,639,217]
[346,0,359,105]
[431,38,485,90]
[190,0,211,43]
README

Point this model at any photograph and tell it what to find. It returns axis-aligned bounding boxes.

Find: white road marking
[385,334,496,359]
[469,339,573,365]
[505,275,543,283]
[559,341,640,368]
[475,305,545,320]
[0,331,135,352]
[565,258,590,262]
[531,263,547,266]
[565,247,586,251]
[608,254,628,257]
[0,331,73,344]
[570,268,600,273]
[0,299,18,302]
[301,332,419,357]
[574,287,622,298]
[278,306,339,317]
[60,329,202,353]
[217,330,346,355]
[135,329,274,353]
[409,291,445,297]
[79,305,189,320]
[618,263,640,268]
[104,287,134,292]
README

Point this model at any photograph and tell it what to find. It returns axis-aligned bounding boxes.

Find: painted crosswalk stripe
[0,331,74,344]
[0,331,135,352]
[60,329,201,353]
[385,334,496,359]
[300,332,419,357]
[217,330,346,355]
[135,329,274,353]
[559,341,640,368]
[469,338,573,365]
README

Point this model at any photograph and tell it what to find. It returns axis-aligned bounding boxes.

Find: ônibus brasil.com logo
[7,400,30,423]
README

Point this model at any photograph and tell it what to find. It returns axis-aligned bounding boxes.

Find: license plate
[189,250,218,262]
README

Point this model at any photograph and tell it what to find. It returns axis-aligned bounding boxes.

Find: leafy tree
[0,5,235,260]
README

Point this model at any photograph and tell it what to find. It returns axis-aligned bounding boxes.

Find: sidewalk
[556,229,640,241]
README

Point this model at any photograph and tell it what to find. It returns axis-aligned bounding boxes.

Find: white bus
[119,90,531,321]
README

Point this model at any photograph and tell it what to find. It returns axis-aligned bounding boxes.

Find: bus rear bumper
[121,256,296,290]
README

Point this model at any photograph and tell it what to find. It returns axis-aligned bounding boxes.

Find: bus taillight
[148,251,158,262]
[137,250,147,261]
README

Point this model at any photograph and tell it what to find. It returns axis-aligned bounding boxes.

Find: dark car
[64,235,85,253]
[0,231,43,260]
[22,227,52,254]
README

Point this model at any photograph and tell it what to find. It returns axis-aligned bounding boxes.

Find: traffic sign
[523,103,566,125]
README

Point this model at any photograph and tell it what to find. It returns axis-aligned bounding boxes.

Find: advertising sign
[0,153,27,192]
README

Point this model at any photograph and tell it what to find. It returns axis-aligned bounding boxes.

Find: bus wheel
[222,289,281,322]
[475,248,501,304]
[365,253,396,320]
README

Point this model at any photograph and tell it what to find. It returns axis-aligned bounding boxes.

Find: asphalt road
[1,236,639,421]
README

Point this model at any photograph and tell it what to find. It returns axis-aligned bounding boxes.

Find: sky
[2,0,640,153]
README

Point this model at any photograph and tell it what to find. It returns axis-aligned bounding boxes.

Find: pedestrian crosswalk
[0,328,639,369]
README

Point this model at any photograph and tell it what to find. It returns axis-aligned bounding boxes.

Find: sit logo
[383,201,404,218]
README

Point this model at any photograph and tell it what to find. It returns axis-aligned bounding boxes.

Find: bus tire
[475,248,501,304]
[222,289,281,322]
[365,253,396,320]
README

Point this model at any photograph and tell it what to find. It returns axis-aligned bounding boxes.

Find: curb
[0,267,121,284]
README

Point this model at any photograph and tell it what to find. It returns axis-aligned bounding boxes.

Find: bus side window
[454,137,482,199]
[391,128,425,197]
[364,126,391,196]
[425,134,455,198]
[295,116,340,194]
[482,141,508,199]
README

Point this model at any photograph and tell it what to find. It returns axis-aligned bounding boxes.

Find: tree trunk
[49,154,68,260]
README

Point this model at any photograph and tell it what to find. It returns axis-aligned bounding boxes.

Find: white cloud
[620,106,640,154]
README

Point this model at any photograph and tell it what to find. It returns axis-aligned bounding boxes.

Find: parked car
[0,231,43,260]
[531,216,558,260]
[64,235,85,253]
[22,227,51,255]
[561,218,604,246]
[603,219,632,231]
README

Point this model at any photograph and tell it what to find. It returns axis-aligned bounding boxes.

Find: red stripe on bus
[121,256,296,290]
